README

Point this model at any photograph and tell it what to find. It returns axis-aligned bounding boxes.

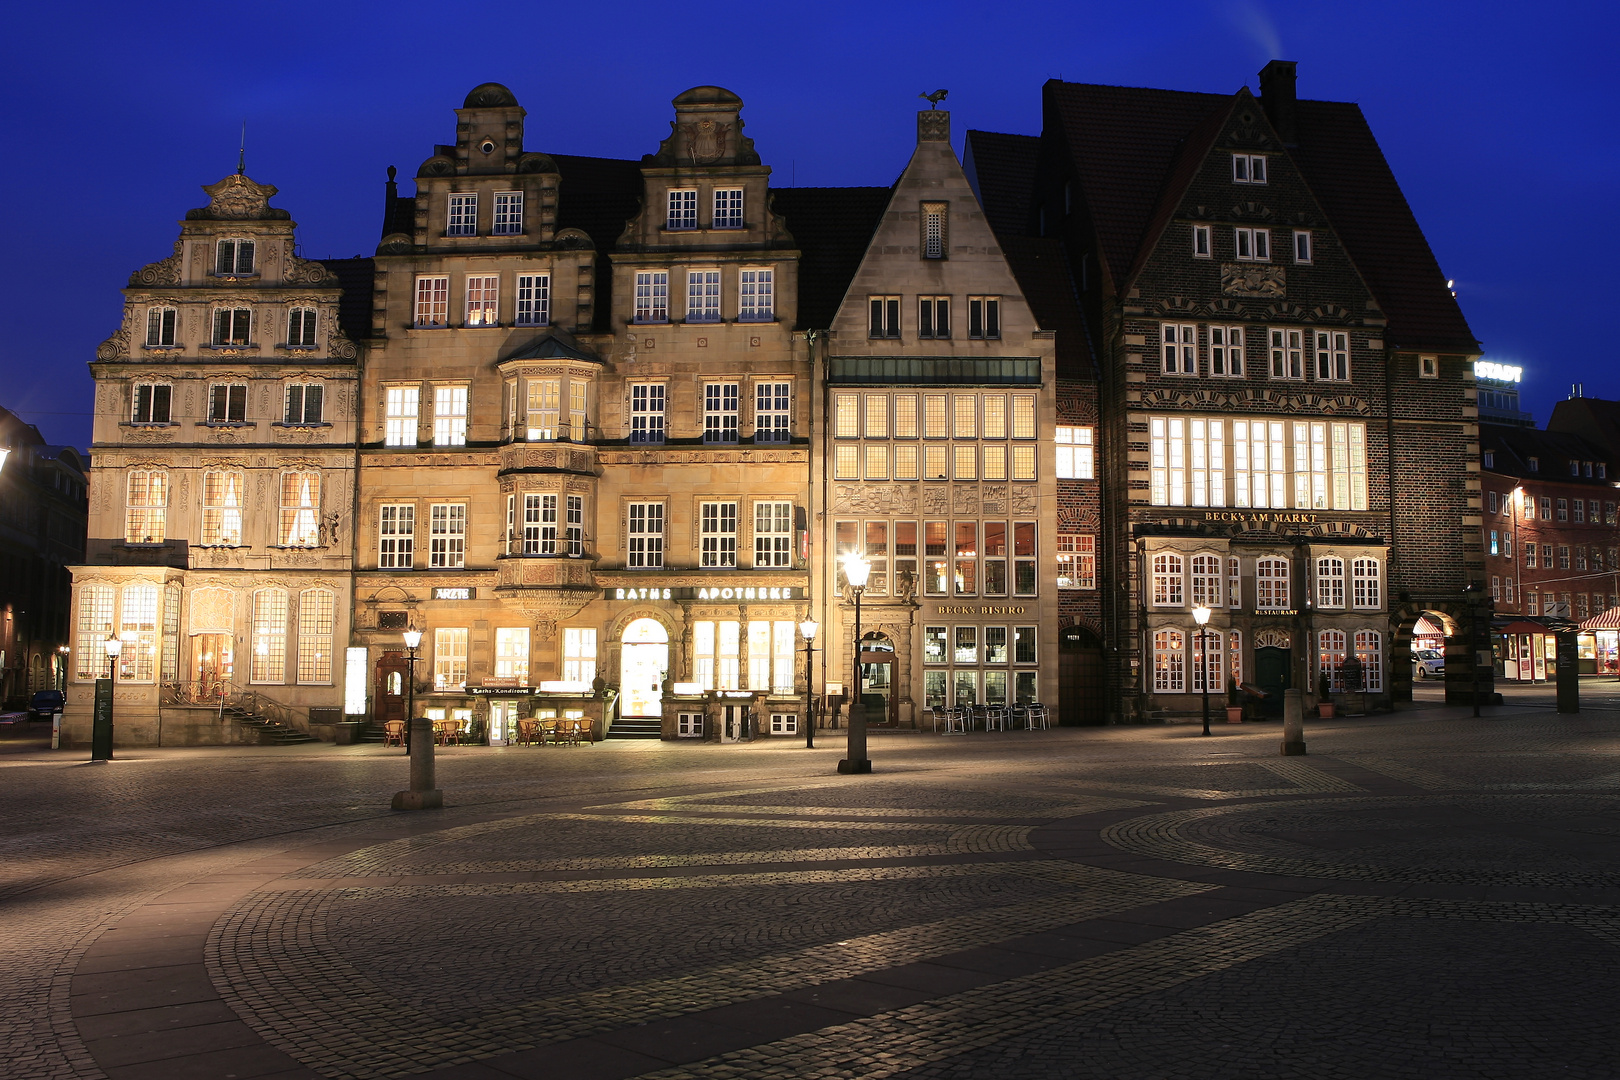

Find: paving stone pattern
[5,680,1620,1079]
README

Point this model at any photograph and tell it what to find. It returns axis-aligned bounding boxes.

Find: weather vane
[919,89,948,109]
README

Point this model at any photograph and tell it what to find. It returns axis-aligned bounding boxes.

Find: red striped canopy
[1580,607,1620,630]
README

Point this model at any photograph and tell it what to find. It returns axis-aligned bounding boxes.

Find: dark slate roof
[502,327,600,363]
[552,154,644,332]
[770,186,893,330]
[1043,81,1228,292]
[1290,99,1477,351]
[1041,78,1477,352]
[964,130,1039,238]
[383,195,415,239]
[1479,422,1615,483]
[318,257,375,343]
[1000,236,1093,377]
[1548,397,1620,458]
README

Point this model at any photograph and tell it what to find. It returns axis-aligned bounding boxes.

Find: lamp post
[839,553,872,774]
[1193,604,1212,736]
[800,619,818,749]
[391,629,441,810]
[56,644,69,691]
[92,637,120,761]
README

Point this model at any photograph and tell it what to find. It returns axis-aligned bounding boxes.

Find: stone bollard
[1281,688,1306,756]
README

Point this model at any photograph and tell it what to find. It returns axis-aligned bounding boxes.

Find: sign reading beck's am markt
[1202,511,1320,524]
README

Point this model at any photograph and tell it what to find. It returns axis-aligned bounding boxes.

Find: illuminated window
[297,589,334,685]
[414,276,449,326]
[563,628,597,682]
[634,271,669,323]
[279,472,321,546]
[201,471,244,546]
[465,275,498,326]
[433,628,468,690]
[75,584,115,680]
[1153,629,1185,692]
[125,470,167,544]
[1057,534,1095,589]
[251,588,288,684]
[1152,553,1184,607]
[1056,426,1094,479]
[434,386,468,446]
[495,628,529,680]
[379,505,414,568]
[385,386,418,446]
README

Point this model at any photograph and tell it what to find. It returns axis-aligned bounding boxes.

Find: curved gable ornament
[201,174,278,219]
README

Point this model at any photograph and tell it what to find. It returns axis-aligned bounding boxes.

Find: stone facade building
[69,173,360,744]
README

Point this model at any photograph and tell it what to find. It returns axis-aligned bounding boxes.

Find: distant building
[1475,361,1534,426]
[0,408,87,702]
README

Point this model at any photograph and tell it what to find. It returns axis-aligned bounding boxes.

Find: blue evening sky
[0,0,1613,449]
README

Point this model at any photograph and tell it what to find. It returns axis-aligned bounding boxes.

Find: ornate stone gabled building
[971,61,1485,717]
[816,109,1061,724]
[356,84,818,742]
[68,173,359,744]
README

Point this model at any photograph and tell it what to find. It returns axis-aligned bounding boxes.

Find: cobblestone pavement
[4,679,1620,1079]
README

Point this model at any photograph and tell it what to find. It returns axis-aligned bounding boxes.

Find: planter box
[1225,706,1244,724]
[1317,703,1337,718]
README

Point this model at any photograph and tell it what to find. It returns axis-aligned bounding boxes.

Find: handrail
[160,680,310,734]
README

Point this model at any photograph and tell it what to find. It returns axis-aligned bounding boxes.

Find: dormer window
[1232,154,1267,184]
[1527,456,1539,472]
[1585,461,1595,477]
[1600,463,1608,479]
[215,239,254,276]
[667,189,697,230]
[1571,461,1581,477]
[493,192,523,235]
[921,202,947,259]
[1483,450,1495,469]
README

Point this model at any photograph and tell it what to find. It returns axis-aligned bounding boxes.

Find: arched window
[1315,556,1345,608]
[1355,630,1383,692]
[1191,554,1222,608]
[125,469,168,544]
[202,470,244,546]
[1256,557,1290,610]
[1152,553,1184,607]
[297,589,335,684]
[1153,629,1185,692]
[1318,629,1347,692]
[1352,558,1382,609]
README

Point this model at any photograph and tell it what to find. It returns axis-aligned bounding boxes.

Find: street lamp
[799,619,818,749]
[93,637,121,761]
[1193,604,1212,736]
[56,644,69,691]
[839,552,872,774]
[391,629,441,810]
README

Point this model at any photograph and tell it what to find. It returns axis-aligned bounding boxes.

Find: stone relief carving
[1012,488,1037,515]
[1221,263,1286,298]
[320,310,359,360]
[95,326,130,362]
[129,241,184,287]
[952,485,979,516]
[981,485,1008,514]
[202,174,277,219]
[831,484,916,514]
[122,428,176,444]
[272,426,319,444]
[678,119,730,162]
[1255,628,1291,649]
[923,487,949,515]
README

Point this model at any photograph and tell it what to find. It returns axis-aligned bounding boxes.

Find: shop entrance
[859,633,898,726]
[374,651,410,725]
[191,633,234,690]
[488,700,521,746]
[620,618,668,718]
[1254,646,1292,716]
[719,701,750,742]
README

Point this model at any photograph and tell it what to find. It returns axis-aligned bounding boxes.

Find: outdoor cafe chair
[984,705,1007,731]
[382,720,406,747]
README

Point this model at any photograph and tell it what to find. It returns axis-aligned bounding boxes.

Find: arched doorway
[859,632,898,726]
[1254,628,1292,716]
[620,618,668,718]
[374,651,410,724]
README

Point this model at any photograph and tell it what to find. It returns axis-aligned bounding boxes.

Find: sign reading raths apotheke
[608,586,802,601]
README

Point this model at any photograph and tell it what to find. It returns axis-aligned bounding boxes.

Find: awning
[1413,615,1446,637]
[1580,607,1620,630]
[1498,620,1550,636]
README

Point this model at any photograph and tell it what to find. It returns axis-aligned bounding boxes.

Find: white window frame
[201,470,244,546]
[208,382,247,423]
[251,588,287,684]
[414,276,449,327]
[211,308,252,348]
[703,383,739,444]
[1057,534,1096,589]
[278,471,321,547]
[132,382,172,424]
[429,503,466,568]
[701,501,738,567]
[713,188,743,229]
[1234,227,1271,261]
[1318,629,1347,692]
[1316,556,1346,609]
[754,501,792,568]
[1055,426,1094,479]
[492,191,523,236]
[287,306,318,348]
[145,306,178,347]
[563,628,597,682]
[1162,323,1196,375]
[755,382,790,442]
[447,193,477,237]
[629,384,666,444]
[1192,224,1211,258]
[686,269,721,323]
[739,267,774,322]
[385,385,419,447]
[465,275,499,327]
[434,385,468,447]
[1313,331,1349,382]
[1191,554,1223,608]
[296,588,335,685]
[515,273,550,326]
[284,383,323,425]
[1153,629,1186,693]
[433,628,468,690]
[1210,326,1244,377]
[666,189,697,230]
[495,628,529,681]
[1256,557,1291,611]
[379,504,415,568]
[1354,630,1383,692]
[1293,230,1313,264]
[1151,552,1184,607]
[1269,328,1304,379]
[634,271,669,323]
[125,469,168,544]
[1352,558,1381,609]
[1232,154,1267,184]
[627,502,664,568]
[566,495,584,557]
[215,238,255,275]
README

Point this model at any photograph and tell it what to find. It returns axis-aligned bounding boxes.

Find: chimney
[382,165,399,240]
[918,109,950,145]
[1258,60,1298,146]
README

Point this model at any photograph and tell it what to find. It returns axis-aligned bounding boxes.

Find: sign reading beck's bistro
[608,586,803,601]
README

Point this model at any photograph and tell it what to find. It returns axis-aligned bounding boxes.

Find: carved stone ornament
[129,241,184,287]
[1222,263,1286,298]
[272,426,319,444]
[981,485,1008,515]
[952,485,979,516]
[377,232,415,255]
[201,174,278,219]
[1255,628,1291,649]
[923,487,949,515]
[917,110,951,142]
[832,484,917,515]
[95,327,130,361]
[284,253,332,286]
[680,119,730,162]
[123,427,176,444]
[1012,487,1037,515]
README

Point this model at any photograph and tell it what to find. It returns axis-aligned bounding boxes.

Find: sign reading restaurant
[608,586,803,601]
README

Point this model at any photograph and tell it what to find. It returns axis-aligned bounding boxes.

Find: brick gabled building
[970,61,1485,717]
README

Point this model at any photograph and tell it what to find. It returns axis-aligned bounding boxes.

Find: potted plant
[1317,673,1336,718]
[1225,679,1244,724]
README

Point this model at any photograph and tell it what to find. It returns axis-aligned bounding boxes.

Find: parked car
[28,689,64,720]
[1413,650,1445,679]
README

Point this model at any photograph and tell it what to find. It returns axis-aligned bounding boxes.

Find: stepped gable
[769,186,892,331]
